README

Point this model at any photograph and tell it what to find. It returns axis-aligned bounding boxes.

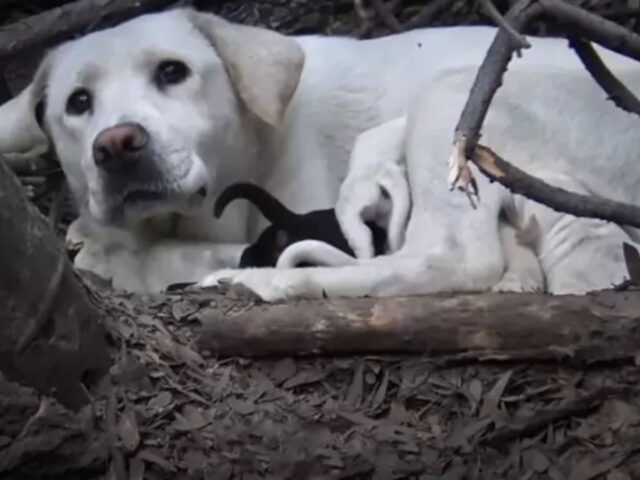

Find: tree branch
[568,36,640,116]
[472,145,640,228]
[0,0,178,60]
[540,0,640,62]
[455,0,542,154]
[451,0,640,225]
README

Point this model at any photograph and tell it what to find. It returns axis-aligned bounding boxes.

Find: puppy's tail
[214,182,299,227]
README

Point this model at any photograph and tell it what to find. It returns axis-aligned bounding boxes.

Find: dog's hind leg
[511,174,639,295]
[491,220,545,293]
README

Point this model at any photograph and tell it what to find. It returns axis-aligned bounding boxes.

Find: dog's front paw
[197,268,243,288]
[197,268,313,302]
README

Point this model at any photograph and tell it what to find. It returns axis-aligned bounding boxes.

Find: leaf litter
[69,286,640,479]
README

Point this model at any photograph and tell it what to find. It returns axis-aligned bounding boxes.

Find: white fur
[1,9,634,297]
[199,59,640,301]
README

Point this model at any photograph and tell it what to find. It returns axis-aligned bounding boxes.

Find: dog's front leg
[336,116,411,258]
[69,220,246,293]
[139,240,246,292]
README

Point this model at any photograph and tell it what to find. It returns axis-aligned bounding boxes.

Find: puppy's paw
[491,270,544,293]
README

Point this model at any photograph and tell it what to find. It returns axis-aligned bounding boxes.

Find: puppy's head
[0,9,305,227]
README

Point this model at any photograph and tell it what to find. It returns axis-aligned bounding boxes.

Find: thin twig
[479,0,530,49]
[48,177,65,229]
[106,383,127,480]
[0,0,177,60]
[540,0,640,62]
[354,0,374,33]
[484,385,632,447]
[16,253,66,352]
[471,144,640,229]
[404,0,456,30]
[370,0,403,33]
[568,36,640,116]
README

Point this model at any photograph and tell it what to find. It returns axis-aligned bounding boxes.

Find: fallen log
[198,290,640,362]
[0,154,111,410]
[0,373,109,479]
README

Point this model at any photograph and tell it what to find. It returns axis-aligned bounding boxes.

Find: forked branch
[452,0,640,227]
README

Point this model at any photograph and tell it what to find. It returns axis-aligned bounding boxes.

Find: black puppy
[215,182,386,268]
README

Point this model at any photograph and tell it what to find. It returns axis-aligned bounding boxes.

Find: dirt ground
[74,282,639,480]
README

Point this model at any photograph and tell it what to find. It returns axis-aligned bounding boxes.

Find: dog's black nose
[92,122,148,172]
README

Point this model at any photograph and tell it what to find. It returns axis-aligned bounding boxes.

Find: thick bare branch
[540,0,640,62]
[455,0,542,154]
[472,145,640,228]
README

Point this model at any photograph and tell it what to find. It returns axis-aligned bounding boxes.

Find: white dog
[200,58,640,300]
[2,8,632,300]
[0,8,545,294]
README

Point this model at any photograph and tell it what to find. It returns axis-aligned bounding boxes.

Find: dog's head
[0,9,304,226]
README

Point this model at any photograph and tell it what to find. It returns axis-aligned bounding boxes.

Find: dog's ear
[185,10,305,126]
[0,54,52,162]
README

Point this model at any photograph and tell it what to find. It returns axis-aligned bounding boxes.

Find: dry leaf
[569,454,627,480]
[271,358,297,384]
[481,370,512,418]
[116,408,140,452]
[147,391,173,412]
[128,458,145,480]
[137,449,176,472]
[227,397,256,415]
[370,369,390,411]
[607,469,632,480]
[283,369,328,389]
[346,361,365,407]
[523,449,550,473]
[182,404,209,430]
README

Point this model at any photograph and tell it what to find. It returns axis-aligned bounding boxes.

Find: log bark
[0,373,109,480]
[0,155,111,410]
[198,290,640,362]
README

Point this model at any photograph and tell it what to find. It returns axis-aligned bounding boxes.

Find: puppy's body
[215,182,386,267]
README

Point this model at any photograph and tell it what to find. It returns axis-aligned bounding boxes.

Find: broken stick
[198,290,640,360]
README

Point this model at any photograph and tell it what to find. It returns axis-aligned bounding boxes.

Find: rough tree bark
[198,290,640,362]
[0,155,111,411]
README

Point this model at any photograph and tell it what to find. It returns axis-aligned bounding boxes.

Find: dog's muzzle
[89,122,209,223]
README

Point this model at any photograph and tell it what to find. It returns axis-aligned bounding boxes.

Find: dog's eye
[154,60,190,87]
[66,89,92,115]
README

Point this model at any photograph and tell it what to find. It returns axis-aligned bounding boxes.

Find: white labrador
[199,59,640,300]
[0,8,546,294]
